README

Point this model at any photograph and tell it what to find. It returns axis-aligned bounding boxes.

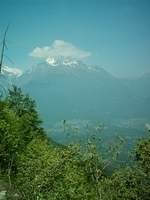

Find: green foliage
[0,86,49,180]
[0,100,21,172]
[135,135,150,175]
[6,86,36,117]
[6,85,48,143]
[15,140,96,199]
[134,135,150,199]
[0,86,150,199]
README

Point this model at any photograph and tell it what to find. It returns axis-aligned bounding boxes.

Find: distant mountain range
[1,57,150,142]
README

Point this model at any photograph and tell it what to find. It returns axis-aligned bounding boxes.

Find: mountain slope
[1,58,150,142]
[1,66,23,87]
[16,58,149,128]
[18,57,114,86]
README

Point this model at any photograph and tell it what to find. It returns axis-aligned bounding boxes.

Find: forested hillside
[1,2,150,199]
[0,86,150,199]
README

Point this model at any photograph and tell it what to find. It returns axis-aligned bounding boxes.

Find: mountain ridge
[1,57,150,142]
[2,57,115,86]
[1,57,150,81]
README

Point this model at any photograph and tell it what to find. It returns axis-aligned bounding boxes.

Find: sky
[0,0,150,78]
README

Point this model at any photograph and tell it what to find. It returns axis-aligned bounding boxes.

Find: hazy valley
[2,57,150,145]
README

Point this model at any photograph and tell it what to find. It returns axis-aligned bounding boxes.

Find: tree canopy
[0,86,150,200]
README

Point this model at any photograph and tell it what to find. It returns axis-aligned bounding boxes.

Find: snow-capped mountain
[45,57,85,67]
[18,57,114,86]
[2,66,23,77]
[0,66,23,86]
[17,57,149,125]
[27,57,112,76]
[0,57,149,143]
[27,57,83,75]
[0,57,114,87]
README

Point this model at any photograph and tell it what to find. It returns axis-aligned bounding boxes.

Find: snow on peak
[45,57,79,67]
[46,57,57,65]
[62,58,78,67]
[2,66,23,77]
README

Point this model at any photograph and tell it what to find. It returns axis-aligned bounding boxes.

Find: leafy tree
[6,86,36,117]
[6,85,48,144]
[134,135,150,199]
[1,86,150,199]
[0,99,21,181]
[0,86,50,182]
[15,140,96,200]
[135,135,150,176]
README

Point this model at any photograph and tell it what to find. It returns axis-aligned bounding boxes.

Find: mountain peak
[25,56,114,80]
[2,66,23,77]
[45,56,82,67]
[46,57,56,65]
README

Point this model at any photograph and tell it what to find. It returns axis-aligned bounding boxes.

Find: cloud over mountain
[29,40,91,59]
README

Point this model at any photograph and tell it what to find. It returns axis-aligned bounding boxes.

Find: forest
[0,85,150,200]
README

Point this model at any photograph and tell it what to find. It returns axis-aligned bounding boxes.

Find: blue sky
[0,0,150,77]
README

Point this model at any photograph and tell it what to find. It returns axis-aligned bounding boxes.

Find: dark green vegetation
[0,86,150,199]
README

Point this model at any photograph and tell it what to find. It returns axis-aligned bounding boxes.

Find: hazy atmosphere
[0,1,150,199]
[1,0,150,78]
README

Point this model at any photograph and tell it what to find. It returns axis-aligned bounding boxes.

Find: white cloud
[29,40,91,59]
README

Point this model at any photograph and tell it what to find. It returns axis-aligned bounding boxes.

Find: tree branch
[0,21,11,73]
